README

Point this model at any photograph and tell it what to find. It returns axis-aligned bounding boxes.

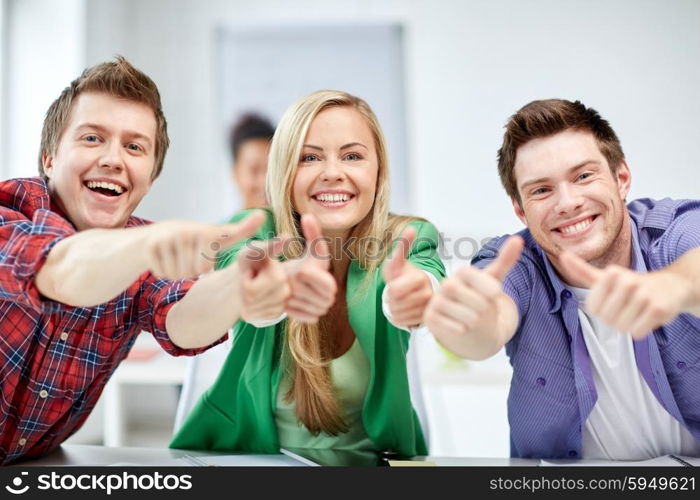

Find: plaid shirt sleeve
[0,206,75,312]
[136,274,228,356]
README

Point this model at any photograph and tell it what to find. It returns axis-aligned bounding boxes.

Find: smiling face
[42,92,157,231]
[513,129,632,269]
[292,106,379,240]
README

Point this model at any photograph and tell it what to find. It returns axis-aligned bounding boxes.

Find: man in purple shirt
[425,99,700,460]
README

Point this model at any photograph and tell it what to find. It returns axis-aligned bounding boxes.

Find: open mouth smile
[311,191,355,207]
[84,180,127,198]
[553,215,598,237]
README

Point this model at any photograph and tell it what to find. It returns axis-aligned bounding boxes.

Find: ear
[41,151,54,179]
[512,197,527,226]
[615,160,631,200]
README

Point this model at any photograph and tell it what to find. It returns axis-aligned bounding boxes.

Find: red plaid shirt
[0,177,215,464]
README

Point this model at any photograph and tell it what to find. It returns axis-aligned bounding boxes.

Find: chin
[87,215,127,230]
[567,240,609,262]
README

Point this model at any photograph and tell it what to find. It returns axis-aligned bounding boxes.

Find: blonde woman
[170,90,445,457]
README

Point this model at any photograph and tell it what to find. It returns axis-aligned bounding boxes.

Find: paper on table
[183,454,303,466]
[388,460,437,467]
[675,456,700,466]
[540,455,693,467]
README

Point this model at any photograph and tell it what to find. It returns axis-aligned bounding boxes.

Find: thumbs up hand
[558,252,692,339]
[144,210,265,280]
[237,237,290,323]
[382,227,434,328]
[282,214,337,323]
[424,236,524,356]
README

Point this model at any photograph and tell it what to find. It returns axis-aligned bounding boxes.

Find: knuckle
[649,304,665,318]
[456,266,473,281]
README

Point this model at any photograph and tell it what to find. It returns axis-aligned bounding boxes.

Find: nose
[99,140,124,171]
[554,183,584,215]
[320,158,346,182]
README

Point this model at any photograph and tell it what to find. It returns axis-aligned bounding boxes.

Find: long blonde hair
[267,90,411,434]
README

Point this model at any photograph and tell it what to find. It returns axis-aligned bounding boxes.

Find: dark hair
[497,99,625,205]
[39,56,168,180]
[228,113,275,162]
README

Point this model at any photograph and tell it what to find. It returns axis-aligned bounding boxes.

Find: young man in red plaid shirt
[0,57,291,464]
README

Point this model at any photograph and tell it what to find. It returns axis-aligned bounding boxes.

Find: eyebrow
[75,123,153,147]
[519,160,601,191]
[302,142,368,151]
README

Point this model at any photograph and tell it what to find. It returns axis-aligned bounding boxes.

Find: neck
[329,239,351,285]
[330,258,350,285]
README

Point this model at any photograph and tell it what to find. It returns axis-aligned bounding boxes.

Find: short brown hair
[38,56,169,180]
[497,99,625,205]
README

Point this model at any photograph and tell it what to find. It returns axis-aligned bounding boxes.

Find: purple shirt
[472,198,700,459]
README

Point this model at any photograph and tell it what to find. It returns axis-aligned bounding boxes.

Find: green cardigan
[170,209,446,456]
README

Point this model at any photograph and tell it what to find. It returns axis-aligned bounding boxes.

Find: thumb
[484,235,524,282]
[383,226,416,283]
[301,213,330,269]
[215,210,265,252]
[558,251,602,288]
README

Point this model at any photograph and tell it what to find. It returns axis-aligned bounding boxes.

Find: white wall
[78,0,700,246]
[3,0,85,180]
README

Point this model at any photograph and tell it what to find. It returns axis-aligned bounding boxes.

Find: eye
[301,153,319,163]
[344,152,362,161]
[126,143,143,152]
[577,172,593,181]
[531,187,549,196]
[84,134,100,143]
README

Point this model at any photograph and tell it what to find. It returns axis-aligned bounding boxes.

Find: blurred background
[1,0,699,457]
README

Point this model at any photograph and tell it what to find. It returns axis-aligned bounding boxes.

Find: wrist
[660,269,694,314]
[679,274,698,315]
[135,224,161,272]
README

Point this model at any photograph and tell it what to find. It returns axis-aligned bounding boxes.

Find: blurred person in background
[228,113,275,210]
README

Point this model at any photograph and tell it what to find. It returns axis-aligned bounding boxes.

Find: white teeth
[560,218,593,234]
[316,193,349,202]
[86,181,124,194]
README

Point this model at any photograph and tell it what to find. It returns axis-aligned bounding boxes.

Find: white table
[14,445,304,467]
[13,444,538,467]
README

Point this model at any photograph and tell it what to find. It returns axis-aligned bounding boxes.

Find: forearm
[666,248,700,317]
[165,262,242,349]
[36,226,150,307]
[434,295,518,361]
